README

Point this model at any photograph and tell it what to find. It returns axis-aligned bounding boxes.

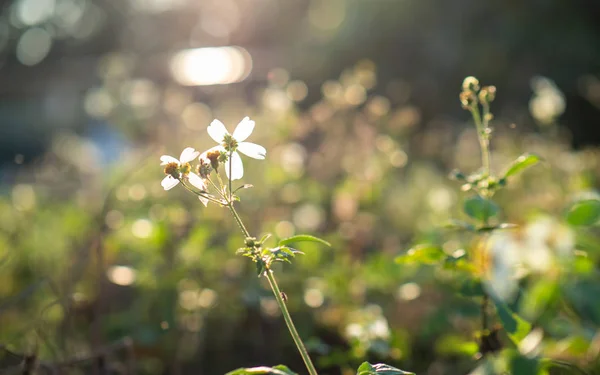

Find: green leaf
[510,352,539,375]
[489,290,531,344]
[395,244,446,265]
[225,365,298,375]
[278,234,331,247]
[356,362,415,375]
[443,255,477,274]
[443,220,476,232]
[464,196,499,221]
[476,223,518,232]
[565,199,600,226]
[255,259,266,277]
[233,184,254,194]
[502,153,541,180]
[259,233,272,244]
[271,366,296,374]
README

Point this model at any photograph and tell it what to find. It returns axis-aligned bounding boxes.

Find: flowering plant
[161,117,412,375]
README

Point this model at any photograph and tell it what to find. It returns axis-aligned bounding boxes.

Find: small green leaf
[489,290,531,344]
[356,362,415,375]
[464,196,499,221]
[259,233,272,244]
[395,244,446,265]
[357,362,376,374]
[443,254,477,274]
[477,223,518,232]
[502,153,541,180]
[565,199,600,226]
[233,184,254,194]
[283,246,304,255]
[443,220,476,232]
[278,234,331,247]
[272,365,298,375]
[255,260,266,277]
[226,365,298,375]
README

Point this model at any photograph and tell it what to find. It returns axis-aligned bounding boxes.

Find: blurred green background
[1,0,600,374]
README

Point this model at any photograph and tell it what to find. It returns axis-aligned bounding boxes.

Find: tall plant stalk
[226,203,319,375]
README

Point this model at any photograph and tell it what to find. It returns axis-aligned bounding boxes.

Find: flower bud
[462,76,480,92]
[460,91,477,109]
[478,86,496,103]
[244,237,256,247]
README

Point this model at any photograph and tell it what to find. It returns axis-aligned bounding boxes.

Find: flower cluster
[160,117,266,205]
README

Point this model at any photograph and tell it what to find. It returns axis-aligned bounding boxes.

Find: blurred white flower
[160,147,205,191]
[207,117,266,180]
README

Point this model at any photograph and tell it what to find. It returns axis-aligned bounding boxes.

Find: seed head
[206,150,221,170]
[197,159,212,179]
[164,162,180,179]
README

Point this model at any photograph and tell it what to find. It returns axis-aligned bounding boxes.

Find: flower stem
[229,150,233,201]
[227,203,250,238]
[225,203,318,375]
[470,106,491,178]
[265,270,319,375]
[470,104,491,333]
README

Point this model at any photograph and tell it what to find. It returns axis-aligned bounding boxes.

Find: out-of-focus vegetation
[1,0,600,374]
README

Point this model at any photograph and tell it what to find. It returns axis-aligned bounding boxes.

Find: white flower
[160,147,206,191]
[207,117,266,181]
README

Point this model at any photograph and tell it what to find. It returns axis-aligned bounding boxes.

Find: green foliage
[510,353,539,375]
[2,69,598,375]
[501,153,542,181]
[463,196,500,221]
[489,291,532,344]
[443,219,476,232]
[226,365,298,375]
[278,234,331,248]
[395,245,446,265]
[356,362,415,375]
[565,199,600,226]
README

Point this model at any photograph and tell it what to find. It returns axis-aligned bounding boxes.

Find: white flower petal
[198,195,209,207]
[161,176,179,190]
[180,147,200,163]
[160,155,179,165]
[187,172,206,190]
[232,117,255,142]
[225,151,244,180]
[207,119,228,143]
[237,142,266,160]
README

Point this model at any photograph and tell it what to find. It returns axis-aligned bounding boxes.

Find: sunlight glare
[107,265,137,286]
[170,46,252,86]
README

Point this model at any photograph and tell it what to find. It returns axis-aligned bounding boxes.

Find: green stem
[470,103,492,334]
[227,203,250,238]
[229,150,233,201]
[265,270,319,375]
[180,180,223,205]
[470,106,491,178]
[225,203,318,375]
[206,177,226,201]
